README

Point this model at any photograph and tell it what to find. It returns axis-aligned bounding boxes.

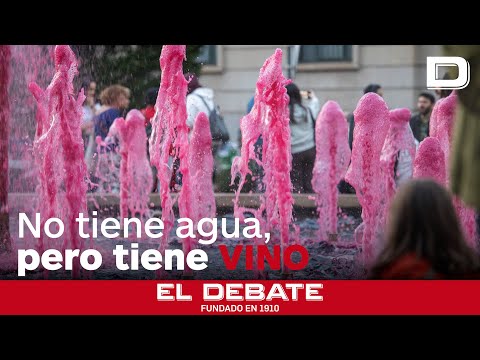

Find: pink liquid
[93,135,120,194]
[413,137,446,185]
[0,46,11,251]
[428,97,444,138]
[431,92,477,247]
[344,93,389,265]
[312,101,351,241]
[9,46,54,193]
[454,198,477,249]
[29,82,49,138]
[188,112,216,226]
[434,93,457,175]
[115,110,153,224]
[231,49,294,272]
[29,45,88,278]
[149,45,190,258]
[380,108,416,222]
[413,136,477,247]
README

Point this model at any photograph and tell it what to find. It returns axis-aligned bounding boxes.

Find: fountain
[345,93,389,265]
[9,46,55,193]
[379,108,416,222]
[311,100,351,242]
[0,46,12,252]
[149,45,185,256]
[149,45,200,276]
[413,137,446,185]
[29,45,88,278]
[428,97,443,139]
[92,135,121,194]
[3,45,369,280]
[115,109,153,224]
[231,48,295,273]
[430,92,477,248]
[188,112,216,227]
[434,93,456,170]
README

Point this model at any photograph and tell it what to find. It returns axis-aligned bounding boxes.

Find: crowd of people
[80,73,450,197]
[80,73,230,193]
[79,72,480,279]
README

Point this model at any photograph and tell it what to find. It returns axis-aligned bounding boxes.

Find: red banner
[0,280,480,315]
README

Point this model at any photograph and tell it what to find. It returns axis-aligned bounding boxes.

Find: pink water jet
[413,137,446,185]
[413,135,477,247]
[9,46,54,193]
[433,93,457,174]
[231,49,294,272]
[0,45,12,252]
[29,45,88,278]
[311,100,351,242]
[115,110,153,224]
[428,97,443,138]
[149,45,193,268]
[188,112,216,226]
[429,92,477,248]
[344,93,389,265]
[455,199,477,249]
[92,134,120,194]
[380,108,416,221]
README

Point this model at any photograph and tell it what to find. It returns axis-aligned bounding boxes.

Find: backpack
[194,94,230,143]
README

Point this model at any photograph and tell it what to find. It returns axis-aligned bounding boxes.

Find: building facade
[199,45,443,142]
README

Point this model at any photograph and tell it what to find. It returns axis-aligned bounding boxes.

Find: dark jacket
[409,113,429,142]
[347,112,354,150]
[370,253,480,279]
[94,108,123,140]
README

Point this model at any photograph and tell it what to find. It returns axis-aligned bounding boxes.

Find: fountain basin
[8,192,360,211]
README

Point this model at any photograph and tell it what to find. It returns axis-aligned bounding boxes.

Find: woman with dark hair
[141,87,159,192]
[286,83,319,193]
[370,179,480,279]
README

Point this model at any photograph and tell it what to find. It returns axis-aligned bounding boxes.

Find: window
[298,45,359,71]
[300,45,352,63]
[197,45,223,73]
[197,45,217,65]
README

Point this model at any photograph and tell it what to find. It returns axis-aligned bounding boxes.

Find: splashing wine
[345,93,389,265]
[231,49,295,273]
[115,109,153,225]
[0,46,12,252]
[29,45,88,278]
[312,101,351,242]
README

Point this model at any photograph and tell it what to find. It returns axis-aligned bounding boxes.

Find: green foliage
[73,45,202,109]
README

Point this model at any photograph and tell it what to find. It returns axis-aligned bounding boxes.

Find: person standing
[409,92,435,143]
[176,73,216,191]
[347,83,384,149]
[89,85,130,189]
[94,85,130,140]
[141,87,159,192]
[141,87,158,135]
[185,73,215,128]
[184,72,229,191]
[340,84,383,194]
[287,83,319,193]
[80,79,100,168]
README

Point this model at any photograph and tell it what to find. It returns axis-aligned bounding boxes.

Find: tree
[72,45,202,109]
